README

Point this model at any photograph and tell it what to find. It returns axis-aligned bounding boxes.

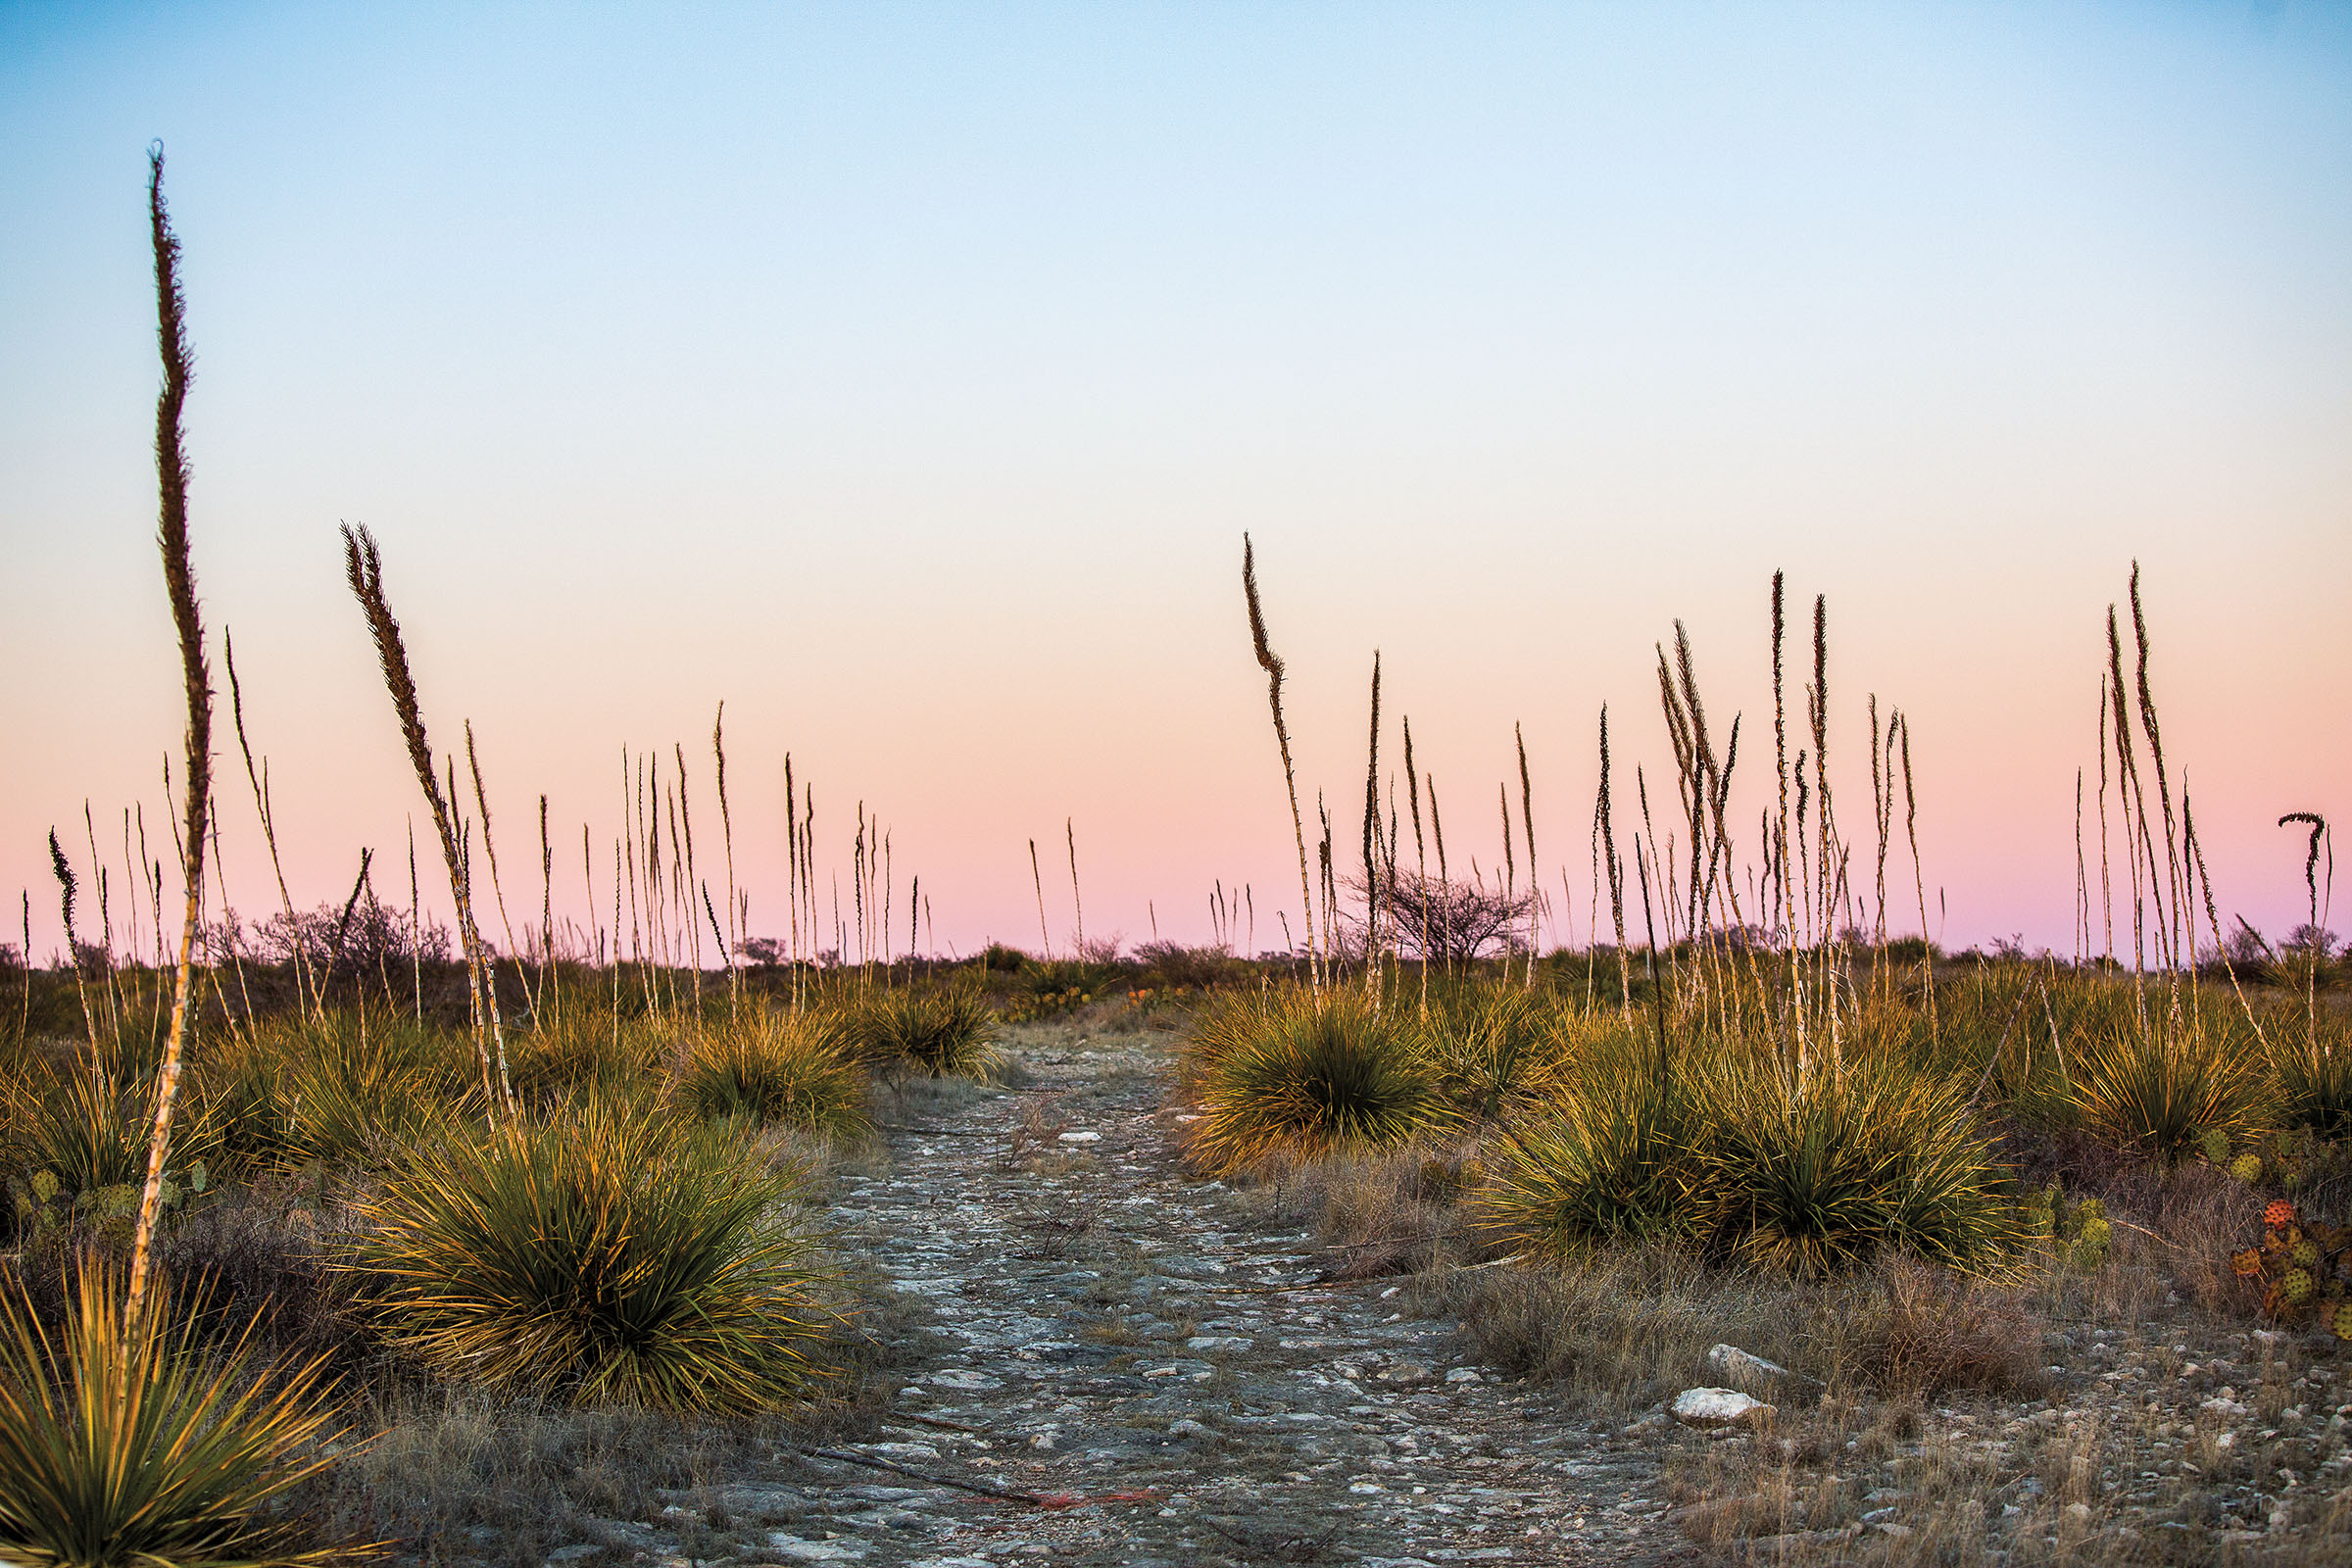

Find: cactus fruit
[2230,1153,2263,1184]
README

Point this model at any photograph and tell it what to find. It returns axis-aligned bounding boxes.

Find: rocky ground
[487,1020,1681,1568]
[739,1022,1681,1567]
[501,1018,2350,1568]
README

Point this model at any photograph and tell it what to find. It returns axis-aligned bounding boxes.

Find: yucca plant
[1176,984,1290,1085]
[339,1099,835,1412]
[1481,1032,1690,1251]
[1186,988,1448,1173]
[851,985,1001,1079]
[679,1009,870,1139]
[9,1062,220,1223]
[507,1012,667,1102]
[219,1012,472,1175]
[1687,1053,2030,1278]
[0,1255,354,1568]
[2065,1009,2263,1160]
[1425,983,1569,1123]
[2268,1016,2352,1139]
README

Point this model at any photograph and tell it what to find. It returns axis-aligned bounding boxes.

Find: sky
[2,1,2347,966]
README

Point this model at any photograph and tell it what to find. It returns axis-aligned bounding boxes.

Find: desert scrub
[1480,1027,1690,1250]
[678,1007,870,1139]
[339,1099,836,1412]
[2065,1006,2264,1160]
[1183,986,1448,1174]
[848,983,1000,1079]
[2267,1011,2352,1139]
[1685,1050,2031,1277]
[0,1254,355,1568]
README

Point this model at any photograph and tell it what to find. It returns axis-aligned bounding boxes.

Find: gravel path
[731,1025,1684,1567]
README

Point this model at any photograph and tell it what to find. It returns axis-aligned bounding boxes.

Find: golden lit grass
[339,1098,836,1413]
[1183,986,1450,1174]
[677,1006,871,1140]
[0,1255,358,1568]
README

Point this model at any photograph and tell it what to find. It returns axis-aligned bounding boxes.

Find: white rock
[929,1369,1004,1391]
[764,1536,866,1563]
[1707,1344,1791,1385]
[1446,1367,1484,1384]
[1670,1388,1776,1428]
[1056,1130,1101,1143]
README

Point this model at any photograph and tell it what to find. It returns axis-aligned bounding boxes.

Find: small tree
[1339,871,1532,962]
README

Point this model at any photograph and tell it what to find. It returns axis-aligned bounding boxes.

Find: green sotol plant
[1185,988,1448,1174]
[679,1008,870,1139]
[0,1255,355,1568]
[850,984,1001,1079]
[339,1099,836,1412]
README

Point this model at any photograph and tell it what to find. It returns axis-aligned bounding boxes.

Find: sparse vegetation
[4,136,2345,1568]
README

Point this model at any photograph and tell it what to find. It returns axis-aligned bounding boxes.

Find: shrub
[678,1010,869,1139]
[2066,1009,2263,1161]
[1424,984,1567,1123]
[1185,988,1447,1174]
[1481,1030,1690,1251]
[339,1100,834,1412]
[0,1255,352,1568]
[2268,1016,2352,1140]
[850,986,1000,1079]
[1685,1052,2031,1278]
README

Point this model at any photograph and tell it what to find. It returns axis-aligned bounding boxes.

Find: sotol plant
[1186,987,1448,1174]
[340,1099,836,1412]
[0,1256,353,1568]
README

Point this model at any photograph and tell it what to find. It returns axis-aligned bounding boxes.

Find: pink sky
[5,5,2347,964]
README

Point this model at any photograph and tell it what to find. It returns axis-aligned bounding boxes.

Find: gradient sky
[3,1,2347,965]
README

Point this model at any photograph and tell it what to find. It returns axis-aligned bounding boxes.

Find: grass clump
[850,985,1001,1079]
[679,1008,870,1139]
[1687,1052,2031,1277]
[340,1099,835,1413]
[2268,1013,2352,1139]
[1481,1030,1689,1250]
[2065,1008,2263,1160]
[1184,987,1447,1174]
[0,1255,354,1568]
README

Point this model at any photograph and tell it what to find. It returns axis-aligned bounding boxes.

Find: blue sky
[3,2,2346,957]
